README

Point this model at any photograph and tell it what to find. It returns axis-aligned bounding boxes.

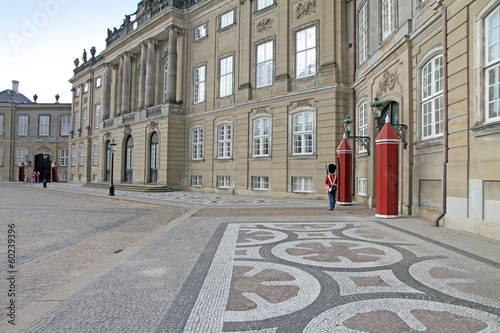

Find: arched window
[124,136,134,182]
[149,132,158,183]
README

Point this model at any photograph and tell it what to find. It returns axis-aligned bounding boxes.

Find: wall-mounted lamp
[343,116,371,156]
[370,98,408,149]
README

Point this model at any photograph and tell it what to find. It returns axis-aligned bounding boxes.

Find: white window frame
[93,143,99,166]
[15,148,28,165]
[295,25,317,78]
[71,145,76,166]
[163,60,169,103]
[74,111,79,132]
[486,6,500,122]
[357,102,368,152]
[39,115,50,136]
[220,10,235,30]
[79,143,85,166]
[194,65,206,104]
[252,176,269,190]
[194,24,207,40]
[358,177,367,196]
[0,114,4,136]
[191,127,204,160]
[217,123,232,159]
[256,40,274,88]
[252,117,270,157]
[82,108,88,131]
[381,0,397,39]
[358,2,368,63]
[217,175,231,188]
[191,175,203,187]
[292,111,314,155]
[95,77,102,88]
[219,55,234,97]
[94,104,101,129]
[421,55,444,139]
[60,148,69,167]
[83,82,89,93]
[0,148,3,166]
[61,115,71,136]
[257,0,273,11]
[292,177,313,193]
[18,115,29,136]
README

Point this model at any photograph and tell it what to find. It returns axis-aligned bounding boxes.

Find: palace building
[68,0,500,240]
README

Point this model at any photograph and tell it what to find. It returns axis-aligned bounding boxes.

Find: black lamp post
[109,138,117,196]
[343,116,371,156]
[42,151,49,188]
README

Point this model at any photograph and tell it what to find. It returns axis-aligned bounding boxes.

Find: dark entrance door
[34,154,52,182]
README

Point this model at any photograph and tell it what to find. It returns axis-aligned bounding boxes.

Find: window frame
[252,176,269,190]
[94,104,101,129]
[295,25,317,79]
[252,117,271,157]
[357,101,369,153]
[256,39,274,88]
[256,0,273,11]
[291,110,315,156]
[358,178,368,196]
[191,175,203,187]
[193,64,206,104]
[219,54,234,98]
[194,23,207,41]
[485,5,500,123]
[217,175,231,188]
[191,127,204,160]
[18,115,29,136]
[292,177,313,193]
[220,9,235,30]
[381,0,397,40]
[79,143,85,166]
[15,147,28,165]
[61,115,71,136]
[60,148,69,167]
[421,55,444,139]
[38,115,50,136]
[92,143,99,166]
[0,114,4,136]
[217,123,232,159]
[358,2,368,64]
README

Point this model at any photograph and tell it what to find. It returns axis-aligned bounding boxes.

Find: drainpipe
[434,5,448,227]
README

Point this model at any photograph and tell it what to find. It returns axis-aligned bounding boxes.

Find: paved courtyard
[0,183,499,332]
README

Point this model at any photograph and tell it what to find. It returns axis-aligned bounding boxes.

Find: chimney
[12,80,19,93]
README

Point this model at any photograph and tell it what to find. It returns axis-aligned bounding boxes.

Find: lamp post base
[109,184,115,196]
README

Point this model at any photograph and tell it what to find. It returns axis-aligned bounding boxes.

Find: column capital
[167,24,184,35]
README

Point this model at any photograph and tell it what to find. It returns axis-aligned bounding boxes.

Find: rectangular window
[95,77,102,88]
[83,82,89,93]
[18,115,29,136]
[79,144,84,166]
[0,114,4,136]
[94,104,101,129]
[358,103,368,152]
[74,111,79,132]
[292,177,313,192]
[295,26,317,78]
[217,124,232,159]
[39,115,50,136]
[75,87,81,97]
[16,148,28,165]
[217,176,231,188]
[257,0,273,11]
[382,0,397,39]
[60,174,68,181]
[253,117,270,156]
[194,65,206,103]
[60,148,69,167]
[256,41,274,87]
[0,148,3,166]
[192,128,204,160]
[71,146,76,166]
[220,10,234,29]
[486,6,500,122]
[219,55,233,97]
[358,178,367,196]
[422,55,444,138]
[192,175,203,186]
[194,24,207,40]
[358,2,368,63]
[61,115,71,136]
[292,112,314,155]
[82,108,88,131]
[252,176,269,190]
[93,143,99,166]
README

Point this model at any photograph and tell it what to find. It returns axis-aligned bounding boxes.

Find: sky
[0,0,139,103]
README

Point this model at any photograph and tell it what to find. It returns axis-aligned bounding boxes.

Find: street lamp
[42,151,50,188]
[370,97,408,149]
[109,138,117,196]
[343,116,371,156]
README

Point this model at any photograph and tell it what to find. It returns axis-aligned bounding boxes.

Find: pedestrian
[35,171,40,183]
[325,164,337,211]
[33,171,36,183]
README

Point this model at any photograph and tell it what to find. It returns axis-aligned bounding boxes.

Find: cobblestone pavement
[1,183,499,332]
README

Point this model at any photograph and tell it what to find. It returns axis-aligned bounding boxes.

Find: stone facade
[68,0,500,240]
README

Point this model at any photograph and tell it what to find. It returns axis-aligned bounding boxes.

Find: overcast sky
[1,0,139,103]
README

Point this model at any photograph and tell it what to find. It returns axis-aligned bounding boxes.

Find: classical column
[165,26,178,103]
[103,63,112,119]
[138,42,147,109]
[121,52,131,114]
[145,39,155,107]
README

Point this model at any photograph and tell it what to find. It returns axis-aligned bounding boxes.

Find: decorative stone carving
[296,0,316,19]
[104,131,112,139]
[257,18,274,33]
[376,70,400,98]
[124,124,132,135]
[149,121,159,131]
[253,107,269,114]
[294,99,313,107]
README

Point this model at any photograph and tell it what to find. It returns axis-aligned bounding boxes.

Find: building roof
[0,89,33,104]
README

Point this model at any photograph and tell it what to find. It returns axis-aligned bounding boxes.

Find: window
[192,175,203,186]
[486,6,500,122]
[94,104,101,129]
[217,176,230,188]
[0,148,3,166]
[83,82,89,93]
[220,10,234,29]
[61,115,71,136]
[421,55,444,138]
[292,111,313,155]
[75,87,81,97]
[191,127,204,160]
[125,136,134,182]
[79,144,85,166]
[257,0,273,11]
[252,176,269,190]
[256,40,274,87]
[149,133,158,183]
[39,115,50,136]
[71,145,76,166]
[253,117,270,156]
[0,114,4,136]
[74,111,79,131]
[292,177,313,192]
[381,0,397,39]
[194,24,207,40]
[163,61,169,103]
[18,115,29,136]
[358,2,368,63]
[295,26,317,78]
[95,77,102,88]
[357,102,368,152]
[219,55,234,97]
[60,148,69,167]
[82,108,88,131]
[194,65,206,103]
[358,178,367,196]
[16,148,28,165]
[60,174,68,181]
[93,143,99,166]
[217,124,232,159]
